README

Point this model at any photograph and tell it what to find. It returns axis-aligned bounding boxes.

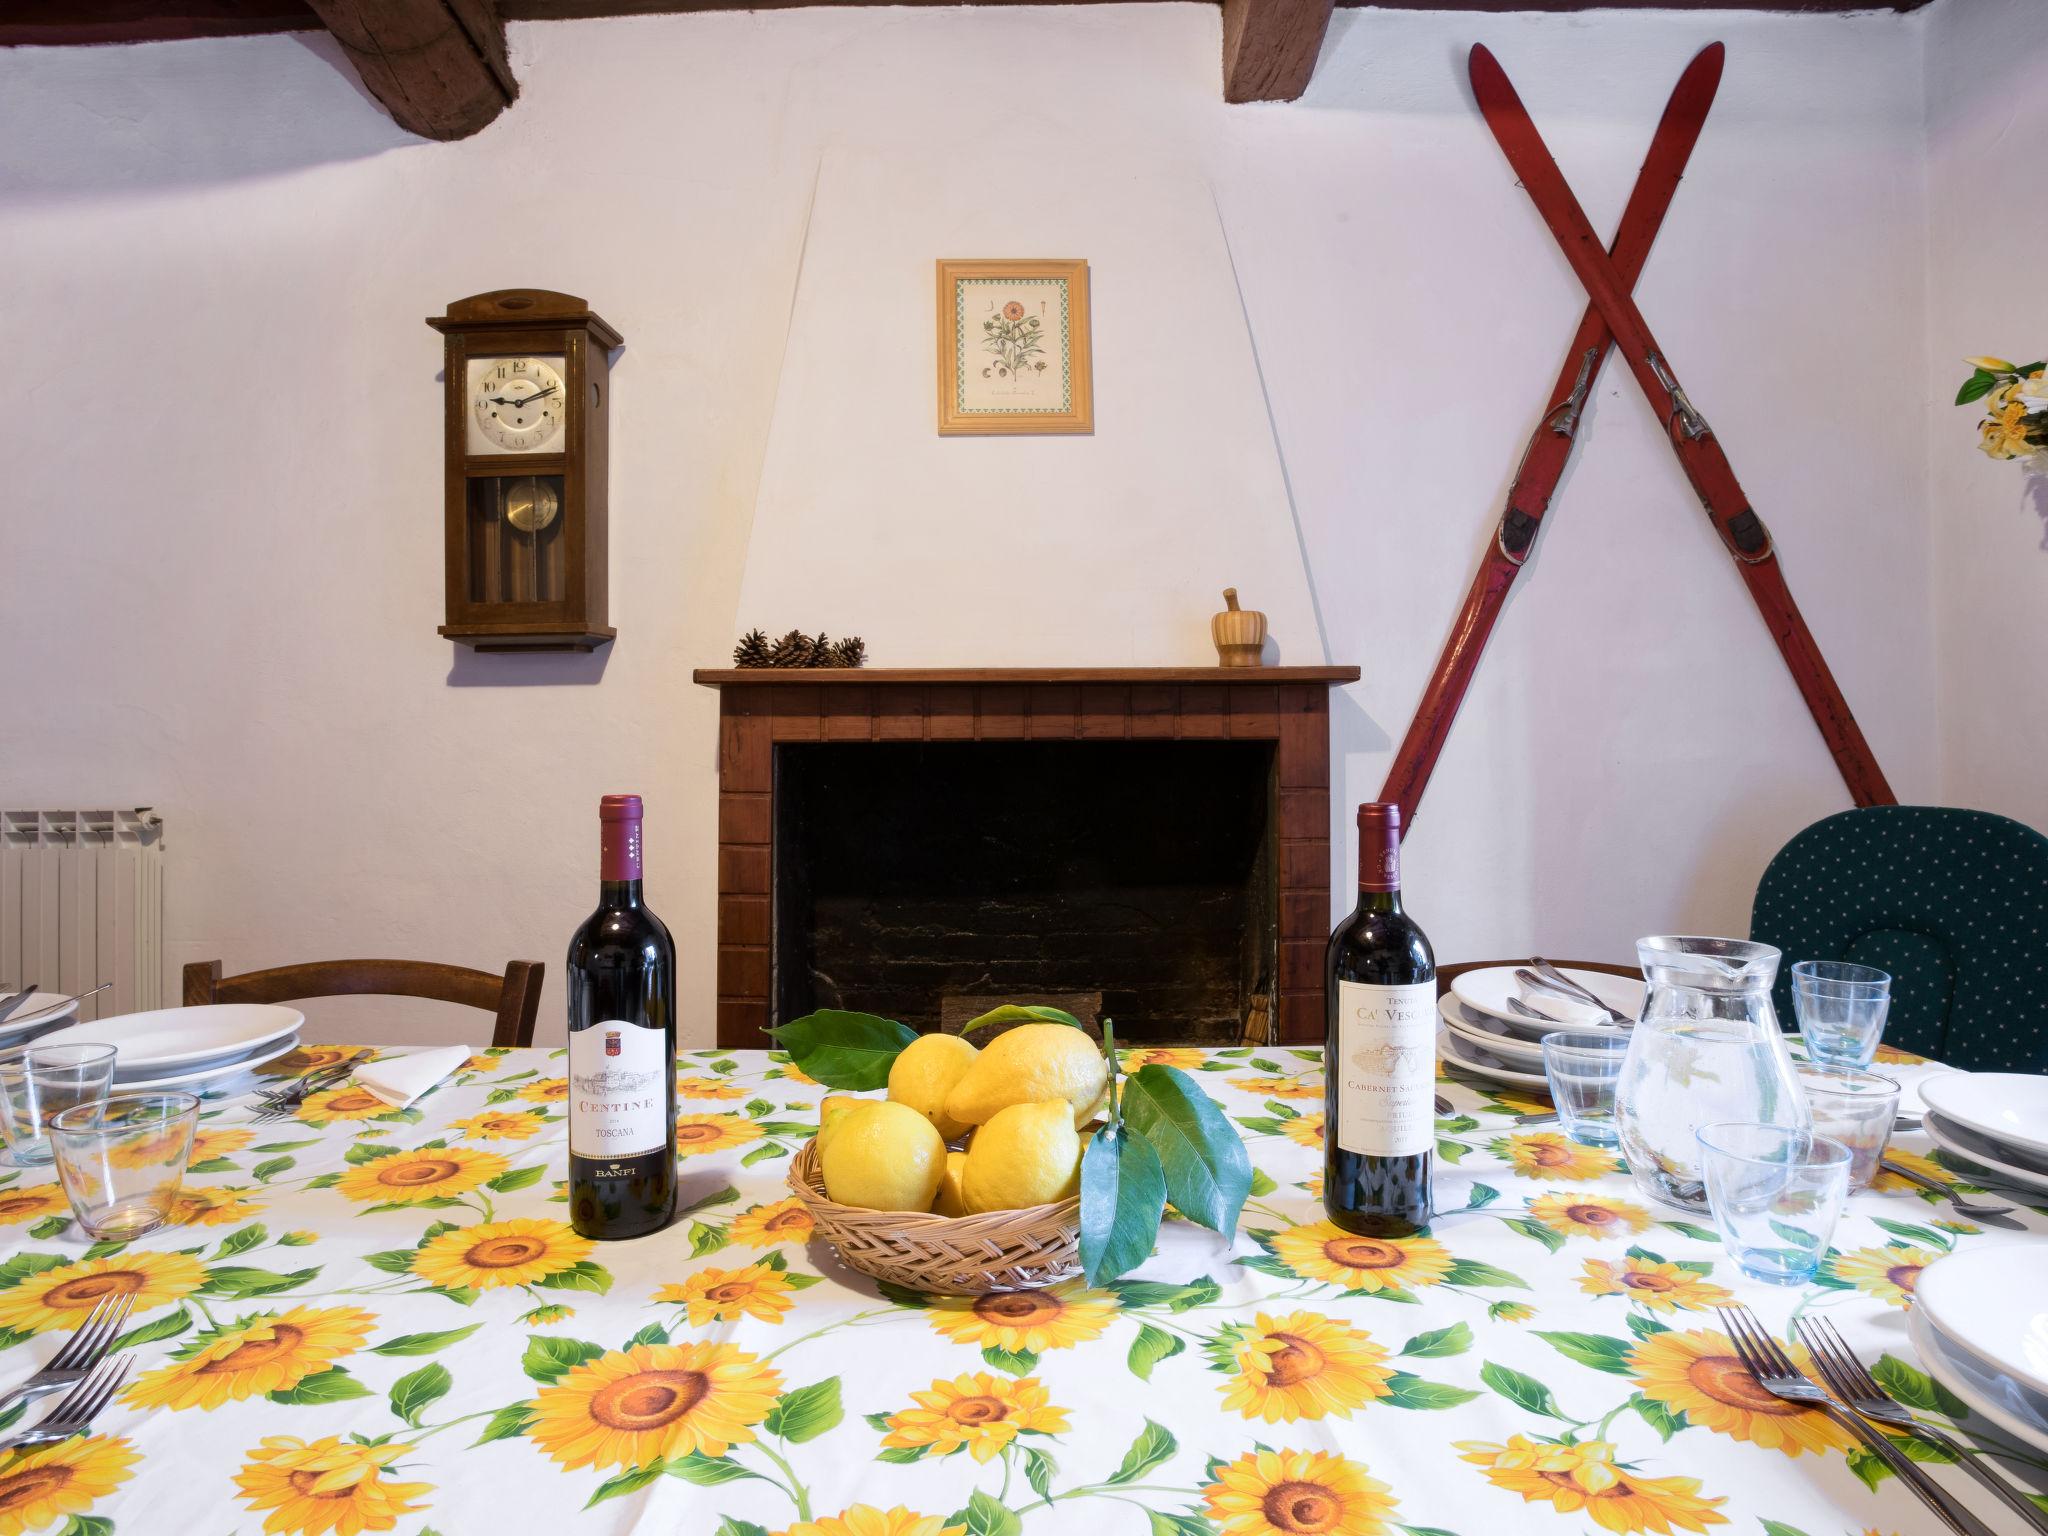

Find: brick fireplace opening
[700,667,1358,1047]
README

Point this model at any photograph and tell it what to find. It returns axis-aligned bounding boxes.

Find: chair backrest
[1750,806,2048,1071]
[183,958,544,1048]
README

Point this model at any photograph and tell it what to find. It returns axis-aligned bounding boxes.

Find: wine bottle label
[568,1020,668,1159]
[1335,979,1437,1157]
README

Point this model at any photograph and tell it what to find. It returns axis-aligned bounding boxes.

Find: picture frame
[935,259,1093,435]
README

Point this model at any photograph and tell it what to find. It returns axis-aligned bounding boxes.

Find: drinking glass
[0,1043,117,1167]
[49,1092,199,1240]
[1696,1121,1851,1285]
[1614,937,1808,1211]
[1541,1032,1627,1147]
[1791,960,1891,1068]
[1796,1064,1899,1189]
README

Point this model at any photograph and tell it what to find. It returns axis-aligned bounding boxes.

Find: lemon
[943,1024,1109,1129]
[932,1150,970,1217]
[962,1100,1082,1214]
[821,1101,946,1211]
[887,1033,980,1141]
[816,1095,862,1155]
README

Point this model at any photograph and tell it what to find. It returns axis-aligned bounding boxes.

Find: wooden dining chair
[1435,959,1637,1000]
[182,958,545,1048]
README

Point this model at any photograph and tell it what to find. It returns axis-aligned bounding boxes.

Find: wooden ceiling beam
[298,0,515,139]
[1221,0,1332,103]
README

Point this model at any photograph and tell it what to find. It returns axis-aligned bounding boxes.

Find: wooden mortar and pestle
[1211,588,1267,667]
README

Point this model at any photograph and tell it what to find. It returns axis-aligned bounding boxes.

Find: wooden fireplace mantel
[694,666,1360,687]
[705,663,1357,1048]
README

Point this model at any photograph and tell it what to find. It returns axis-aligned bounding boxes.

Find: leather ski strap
[1381,43,1725,827]
[1468,43,1896,808]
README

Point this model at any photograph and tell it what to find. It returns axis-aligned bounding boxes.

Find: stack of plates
[1437,966,1642,1090]
[1911,1246,2048,1455]
[1918,1074,2048,1195]
[32,1005,304,1091]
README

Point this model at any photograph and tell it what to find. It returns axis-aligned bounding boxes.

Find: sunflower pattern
[0,1037,2017,1536]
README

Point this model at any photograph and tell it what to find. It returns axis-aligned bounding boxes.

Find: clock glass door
[466,474,566,605]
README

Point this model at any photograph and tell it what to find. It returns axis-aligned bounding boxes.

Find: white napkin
[354,1046,471,1109]
[1515,980,1607,1027]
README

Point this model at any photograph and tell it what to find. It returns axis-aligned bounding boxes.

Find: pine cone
[811,632,833,666]
[732,628,772,667]
[830,636,866,668]
[769,629,814,667]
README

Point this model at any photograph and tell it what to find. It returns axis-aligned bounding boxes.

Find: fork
[0,1293,133,1420]
[248,1060,358,1122]
[1718,1306,2002,1536]
[0,1354,133,1453]
[1797,1316,2048,1534]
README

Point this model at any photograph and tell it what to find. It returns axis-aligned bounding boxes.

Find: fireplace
[701,666,1357,1046]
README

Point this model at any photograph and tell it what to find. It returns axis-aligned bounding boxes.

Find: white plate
[1437,1022,1550,1089]
[113,1035,302,1092]
[0,992,81,1041]
[1437,996,1548,1064]
[1921,1111,2048,1195]
[1450,965,1643,1028]
[113,1029,296,1083]
[1910,1306,2048,1457]
[1920,1074,2048,1160]
[34,1004,304,1071]
[1916,1245,2048,1401]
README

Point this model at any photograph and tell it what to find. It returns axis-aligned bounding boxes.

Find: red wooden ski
[1381,43,1725,827]
[1468,42,1895,808]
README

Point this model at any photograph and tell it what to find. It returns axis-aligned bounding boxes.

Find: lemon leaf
[770,1010,916,1090]
[1079,1124,1165,1286]
[1120,1065,1251,1236]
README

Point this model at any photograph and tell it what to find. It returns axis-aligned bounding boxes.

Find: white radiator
[1,810,164,1022]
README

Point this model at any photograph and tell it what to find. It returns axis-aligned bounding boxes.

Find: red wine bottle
[566,794,677,1240]
[1324,802,1436,1235]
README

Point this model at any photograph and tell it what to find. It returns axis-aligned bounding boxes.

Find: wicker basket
[785,1138,1080,1295]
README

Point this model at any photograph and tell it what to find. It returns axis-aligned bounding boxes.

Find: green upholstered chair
[1750,805,2048,1071]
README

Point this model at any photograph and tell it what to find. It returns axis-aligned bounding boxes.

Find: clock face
[467,355,566,454]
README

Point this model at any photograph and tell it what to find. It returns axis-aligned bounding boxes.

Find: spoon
[5,983,111,1026]
[1878,1156,2020,1225]
[1526,961,1634,1026]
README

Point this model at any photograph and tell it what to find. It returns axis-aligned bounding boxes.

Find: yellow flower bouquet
[1956,354,2048,465]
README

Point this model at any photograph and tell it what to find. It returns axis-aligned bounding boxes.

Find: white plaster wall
[0,4,1944,1046]
[1925,0,2048,831]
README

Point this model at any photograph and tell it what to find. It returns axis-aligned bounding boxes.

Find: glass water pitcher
[1614,936,1808,1211]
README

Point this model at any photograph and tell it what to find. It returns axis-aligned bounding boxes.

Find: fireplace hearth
[699,666,1358,1047]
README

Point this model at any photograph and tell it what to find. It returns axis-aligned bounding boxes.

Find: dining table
[0,1039,2039,1536]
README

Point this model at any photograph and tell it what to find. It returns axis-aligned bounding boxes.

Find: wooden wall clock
[427,289,621,651]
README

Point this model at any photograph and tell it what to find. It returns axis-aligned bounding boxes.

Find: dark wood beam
[1221,0,1332,103]
[0,0,316,46]
[298,0,515,139]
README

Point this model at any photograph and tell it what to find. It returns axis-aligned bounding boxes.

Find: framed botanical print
[936,259,1093,435]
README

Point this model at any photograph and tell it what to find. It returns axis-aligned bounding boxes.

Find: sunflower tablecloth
[0,1041,2039,1536]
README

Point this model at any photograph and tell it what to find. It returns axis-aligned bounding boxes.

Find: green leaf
[212,1224,268,1259]
[251,1156,296,1183]
[715,1521,772,1536]
[25,1217,69,1241]
[58,1517,112,1536]
[472,1402,535,1444]
[269,1366,372,1405]
[346,1142,402,1165]
[1022,1445,1057,1501]
[667,1451,765,1486]
[1107,1419,1177,1485]
[678,1185,741,1216]
[372,1324,482,1357]
[1247,1168,1277,1197]
[965,1004,1084,1032]
[389,1362,451,1426]
[534,1261,613,1296]
[981,1346,1038,1377]
[364,1249,417,1276]
[1381,1371,1481,1409]
[739,1143,785,1168]
[1659,1220,1721,1243]
[628,1322,670,1347]
[1128,1323,1185,1380]
[522,1335,604,1383]
[1121,1065,1252,1235]
[1846,1445,1890,1493]
[1871,1217,1949,1249]
[1872,1354,1971,1419]
[1625,1313,1672,1341]
[200,1266,319,1299]
[1146,1516,1212,1536]
[688,1221,730,1259]
[1435,1139,1468,1164]
[251,1139,319,1153]
[1504,1217,1566,1253]
[0,1253,71,1291]
[949,1490,1022,1536]
[1442,1258,1529,1289]
[1535,1330,1637,1376]
[1956,371,1998,405]
[764,1378,842,1443]
[1079,1124,1166,1286]
[769,1010,917,1090]
[1627,1391,1688,1441]
[1480,1360,1569,1419]
[1398,1322,1472,1359]
[108,1309,193,1353]
[488,1165,546,1193]
[1758,1523,1814,1536]
[585,1461,668,1509]
[875,1445,928,1464]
